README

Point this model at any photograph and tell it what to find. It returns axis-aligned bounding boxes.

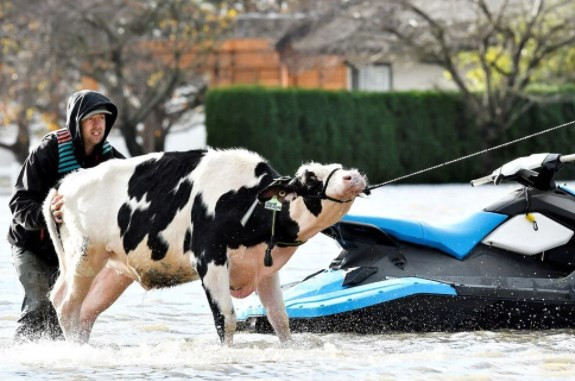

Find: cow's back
[57,149,272,290]
[58,153,165,241]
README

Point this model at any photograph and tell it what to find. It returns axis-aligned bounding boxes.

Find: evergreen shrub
[205,86,575,183]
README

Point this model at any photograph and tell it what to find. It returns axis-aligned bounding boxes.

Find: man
[7,89,125,342]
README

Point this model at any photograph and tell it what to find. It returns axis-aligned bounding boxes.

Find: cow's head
[258,163,367,207]
[256,163,367,267]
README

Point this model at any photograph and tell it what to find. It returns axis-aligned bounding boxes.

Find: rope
[264,209,278,267]
[366,119,575,191]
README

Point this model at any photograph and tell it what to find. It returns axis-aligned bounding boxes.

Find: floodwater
[1,183,575,380]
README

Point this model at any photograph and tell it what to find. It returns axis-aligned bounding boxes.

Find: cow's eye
[279,191,286,197]
[305,172,318,182]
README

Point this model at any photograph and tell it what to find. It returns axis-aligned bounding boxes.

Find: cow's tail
[43,188,65,260]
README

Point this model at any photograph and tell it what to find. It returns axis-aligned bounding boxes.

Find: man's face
[81,113,106,153]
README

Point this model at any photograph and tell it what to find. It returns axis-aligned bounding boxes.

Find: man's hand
[51,192,64,224]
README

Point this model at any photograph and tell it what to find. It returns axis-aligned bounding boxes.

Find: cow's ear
[258,177,298,202]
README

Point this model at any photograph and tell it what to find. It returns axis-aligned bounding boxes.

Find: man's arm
[9,136,59,230]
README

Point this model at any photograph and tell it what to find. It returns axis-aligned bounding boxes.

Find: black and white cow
[43,148,367,344]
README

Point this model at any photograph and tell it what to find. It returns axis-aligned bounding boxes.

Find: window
[349,64,392,92]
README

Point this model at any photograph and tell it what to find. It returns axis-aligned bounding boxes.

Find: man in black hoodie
[7,90,125,342]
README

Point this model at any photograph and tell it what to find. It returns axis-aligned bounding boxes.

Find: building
[208,4,463,92]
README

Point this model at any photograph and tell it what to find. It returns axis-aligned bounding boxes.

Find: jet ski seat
[342,212,507,260]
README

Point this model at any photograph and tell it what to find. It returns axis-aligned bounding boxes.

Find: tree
[384,0,575,149]
[274,0,575,157]
[234,0,317,13]
[0,0,70,163]
[1,0,235,162]
[49,0,235,157]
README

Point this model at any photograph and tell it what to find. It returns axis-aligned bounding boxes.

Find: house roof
[234,0,535,63]
[231,12,307,41]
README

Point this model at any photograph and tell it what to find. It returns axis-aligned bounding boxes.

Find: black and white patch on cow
[43,148,367,345]
[118,151,204,263]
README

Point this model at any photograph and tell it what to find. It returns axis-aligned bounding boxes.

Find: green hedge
[205,86,575,183]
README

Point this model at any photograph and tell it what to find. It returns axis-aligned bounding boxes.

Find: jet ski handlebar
[471,153,575,188]
[560,153,575,163]
[470,174,495,187]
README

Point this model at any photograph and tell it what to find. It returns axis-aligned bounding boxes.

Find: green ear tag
[264,196,283,211]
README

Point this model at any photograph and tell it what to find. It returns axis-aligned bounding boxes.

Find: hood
[65,89,118,157]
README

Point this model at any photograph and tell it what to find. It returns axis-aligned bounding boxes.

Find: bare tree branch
[278,0,575,160]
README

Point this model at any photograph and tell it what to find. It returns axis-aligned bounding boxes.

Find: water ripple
[2,187,575,380]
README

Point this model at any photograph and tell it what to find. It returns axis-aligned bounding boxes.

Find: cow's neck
[289,197,354,241]
[228,244,298,298]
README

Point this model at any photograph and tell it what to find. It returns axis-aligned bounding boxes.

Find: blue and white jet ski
[237,153,575,333]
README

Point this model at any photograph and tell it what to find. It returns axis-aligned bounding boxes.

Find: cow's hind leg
[57,238,108,343]
[78,265,133,341]
[198,257,236,345]
[50,272,68,316]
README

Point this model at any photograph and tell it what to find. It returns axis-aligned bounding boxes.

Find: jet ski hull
[237,224,575,334]
[242,292,575,334]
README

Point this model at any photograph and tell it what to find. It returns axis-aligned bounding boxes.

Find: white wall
[392,61,458,91]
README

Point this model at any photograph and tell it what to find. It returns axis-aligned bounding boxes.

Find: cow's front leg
[198,257,236,345]
[256,272,291,342]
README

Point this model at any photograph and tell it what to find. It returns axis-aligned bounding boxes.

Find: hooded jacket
[7,90,125,264]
